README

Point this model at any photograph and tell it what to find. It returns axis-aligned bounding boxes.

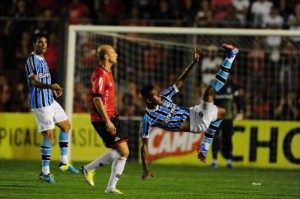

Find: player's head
[97,44,118,65]
[141,85,161,107]
[32,32,47,56]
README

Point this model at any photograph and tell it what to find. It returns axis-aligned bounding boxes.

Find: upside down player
[140,44,239,179]
[81,44,129,194]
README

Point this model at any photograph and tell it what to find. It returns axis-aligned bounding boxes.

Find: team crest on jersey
[162,101,170,108]
[46,120,52,127]
[109,82,113,86]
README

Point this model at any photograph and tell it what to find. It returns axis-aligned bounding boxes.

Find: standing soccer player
[140,44,239,179]
[81,44,129,194]
[25,32,79,184]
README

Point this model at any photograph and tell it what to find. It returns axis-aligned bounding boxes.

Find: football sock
[209,55,236,92]
[85,150,120,170]
[106,157,127,191]
[202,120,223,149]
[41,139,52,174]
[59,131,69,164]
[227,159,232,165]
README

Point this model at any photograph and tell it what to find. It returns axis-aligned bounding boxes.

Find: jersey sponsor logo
[161,102,176,125]
[38,72,51,78]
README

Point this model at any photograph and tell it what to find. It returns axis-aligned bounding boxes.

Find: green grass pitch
[0,160,299,199]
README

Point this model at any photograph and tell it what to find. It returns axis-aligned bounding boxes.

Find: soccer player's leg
[210,43,239,92]
[197,119,223,163]
[40,131,56,183]
[105,142,129,194]
[55,119,79,173]
[81,150,120,186]
[198,44,238,162]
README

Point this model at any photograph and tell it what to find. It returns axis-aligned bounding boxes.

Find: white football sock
[106,157,127,191]
[85,150,120,170]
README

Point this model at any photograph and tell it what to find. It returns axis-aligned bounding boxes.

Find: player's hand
[142,170,155,180]
[194,48,203,62]
[53,89,63,98]
[51,83,63,98]
[106,120,117,135]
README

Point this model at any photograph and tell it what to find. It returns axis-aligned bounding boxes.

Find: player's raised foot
[105,188,123,194]
[142,170,155,180]
[81,166,95,186]
[39,172,56,184]
[197,143,208,163]
[222,43,239,58]
[59,162,79,173]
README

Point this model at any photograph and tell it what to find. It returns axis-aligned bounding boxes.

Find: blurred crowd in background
[0,0,299,120]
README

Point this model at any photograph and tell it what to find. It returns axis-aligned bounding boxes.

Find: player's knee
[61,120,71,132]
[218,108,226,119]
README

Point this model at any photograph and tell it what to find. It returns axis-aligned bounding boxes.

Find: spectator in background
[231,0,250,27]
[278,38,298,93]
[10,82,30,112]
[93,0,125,25]
[287,3,300,47]
[15,31,31,72]
[34,7,59,35]
[7,0,35,37]
[245,37,267,119]
[200,45,223,86]
[35,0,59,16]
[153,0,177,26]
[66,0,90,25]
[73,82,89,113]
[273,90,299,120]
[194,0,212,27]
[250,0,273,28]
[44,32,59,82]
[178,0,198,27]
[0,74,11,111]
[211,0,232,26]
[263,6,284,51]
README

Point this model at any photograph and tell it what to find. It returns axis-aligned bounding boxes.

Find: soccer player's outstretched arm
[141,138,154,179]
[174,48,202,90]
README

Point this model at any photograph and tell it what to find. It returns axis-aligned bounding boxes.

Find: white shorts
[189,101,218,133]
[32,100,68,132]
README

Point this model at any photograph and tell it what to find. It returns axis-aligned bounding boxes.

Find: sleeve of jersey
[160,85,179,100]
[140,116,152,138]
[92,75,105,98]
[25,55,37,78]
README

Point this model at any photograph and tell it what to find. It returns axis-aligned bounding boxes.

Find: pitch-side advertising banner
[148,121,300,169]
[0,113,299,169]
[0,113,109,161]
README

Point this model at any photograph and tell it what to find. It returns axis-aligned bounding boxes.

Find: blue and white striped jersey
[25,52,53,109]
[140,85,190,137]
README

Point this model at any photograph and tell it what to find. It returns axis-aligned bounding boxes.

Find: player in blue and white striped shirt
[140,44,239,179]
[25,32,79,183]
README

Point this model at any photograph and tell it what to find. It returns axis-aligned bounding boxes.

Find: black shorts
[92,116,129,148]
